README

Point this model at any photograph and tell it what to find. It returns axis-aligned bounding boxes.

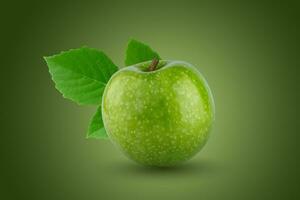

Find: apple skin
[102,60,215,167]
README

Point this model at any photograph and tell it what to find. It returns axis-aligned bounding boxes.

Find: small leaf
[125,39,161,66]
[87,106,108,139]
[44,47,118,105]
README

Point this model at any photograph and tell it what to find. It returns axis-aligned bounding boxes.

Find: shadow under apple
[108,158,222,178]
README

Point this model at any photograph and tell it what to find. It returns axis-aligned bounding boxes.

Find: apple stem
[148,58,159,71]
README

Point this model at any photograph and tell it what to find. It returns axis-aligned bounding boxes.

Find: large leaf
[125,39,161,66]
[44,47,118,105]
[87,106,108,139]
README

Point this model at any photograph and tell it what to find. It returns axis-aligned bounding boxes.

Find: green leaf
[125,39,161,66]
[44,47,118,105]
[87,106,108,139]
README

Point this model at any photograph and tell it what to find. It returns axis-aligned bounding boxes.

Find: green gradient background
[1,0,299,199]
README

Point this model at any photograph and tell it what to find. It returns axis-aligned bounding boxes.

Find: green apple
[102,59,215,167]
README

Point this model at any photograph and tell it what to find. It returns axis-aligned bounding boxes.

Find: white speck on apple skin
[102,60,215,167]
